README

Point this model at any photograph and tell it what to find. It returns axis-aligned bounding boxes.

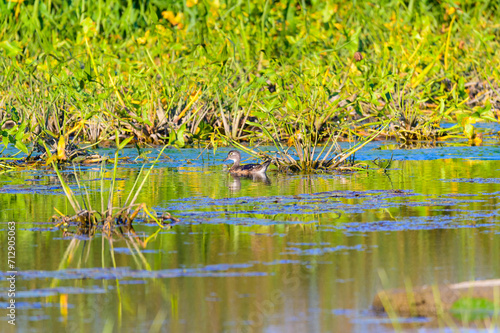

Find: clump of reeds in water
[385,87,454,144]
[226,121,390,173]
[50,137,178,238]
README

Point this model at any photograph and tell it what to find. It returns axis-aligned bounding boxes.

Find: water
[1,141,500,332]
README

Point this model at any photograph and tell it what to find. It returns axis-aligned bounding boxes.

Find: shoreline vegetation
[1,0,499,169]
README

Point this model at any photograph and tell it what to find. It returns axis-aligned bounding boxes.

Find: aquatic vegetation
[1,119,106,168]
[226,121,388,173]
[51,138,177,238]
[1,0,500,158]
[2,2,500,330]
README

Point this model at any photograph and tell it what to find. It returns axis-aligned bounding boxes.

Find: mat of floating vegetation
[31,139,107,164]
[1,143,107,171]
[372,279,500,318]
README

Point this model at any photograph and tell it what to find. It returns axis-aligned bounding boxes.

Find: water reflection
[2,149,500,332]
[228,173,271,192]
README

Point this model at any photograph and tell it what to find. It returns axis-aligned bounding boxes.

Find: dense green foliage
[1,0,499,156]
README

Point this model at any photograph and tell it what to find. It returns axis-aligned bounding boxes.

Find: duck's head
[224,150,241,163]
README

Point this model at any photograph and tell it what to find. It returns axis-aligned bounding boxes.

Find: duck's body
[224,150,271,176]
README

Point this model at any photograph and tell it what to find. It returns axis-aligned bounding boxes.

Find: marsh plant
[225,123,389,173]
[50,135,177,238]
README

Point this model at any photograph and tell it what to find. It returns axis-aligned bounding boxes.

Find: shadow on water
[1,143,500,332]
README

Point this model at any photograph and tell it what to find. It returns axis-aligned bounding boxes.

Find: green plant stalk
[331,121,391,168]
[40,141,81,213]
[127,145,168,208]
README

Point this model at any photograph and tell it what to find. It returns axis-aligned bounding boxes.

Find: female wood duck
[224,150,271,176]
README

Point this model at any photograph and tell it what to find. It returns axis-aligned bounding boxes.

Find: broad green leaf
[15,141,28,154]
[0,40,22,57]
[118,136,133,150]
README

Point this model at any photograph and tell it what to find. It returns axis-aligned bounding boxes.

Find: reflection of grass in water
[450,297,496,322]
[45,135,178,329]
[49,230,166,329]
[376,268,500,330]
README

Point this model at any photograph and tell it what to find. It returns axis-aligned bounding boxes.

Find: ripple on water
[1,265,269,281]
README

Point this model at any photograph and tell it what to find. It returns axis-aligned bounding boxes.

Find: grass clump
[51,137,178,238]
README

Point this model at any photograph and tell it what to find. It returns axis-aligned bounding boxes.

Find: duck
[224,150,271,176]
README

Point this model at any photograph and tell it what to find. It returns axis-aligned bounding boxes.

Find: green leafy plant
[1,0,500,155]
[0,120,28,156]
